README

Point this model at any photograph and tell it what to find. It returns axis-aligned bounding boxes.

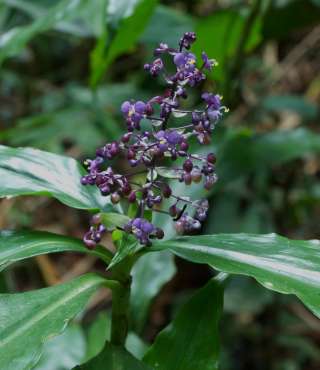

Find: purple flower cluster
[81,32,228,248]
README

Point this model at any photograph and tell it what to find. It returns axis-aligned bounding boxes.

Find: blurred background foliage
[0,0,320,369]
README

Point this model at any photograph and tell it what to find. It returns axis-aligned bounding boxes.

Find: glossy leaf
[0,0,87,64]
[130,251,176,332]
[152,234,320,318]
[144,277,224,370]
[34,324,86,370]
[75,342,152,370]
[85,312,110,361]
[194,9,262,81]
[0,273,107,370]
[101,212,130,228]
[0,230,112,270]
[2,0,107,37]
[141,5,194,46]
[93,0,157,84]
[216,128,320,184]
[0,145,108,210]
[262,95,318,120]
[85,311,147,361]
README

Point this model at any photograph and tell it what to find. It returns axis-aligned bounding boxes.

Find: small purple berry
[183,159,193,173]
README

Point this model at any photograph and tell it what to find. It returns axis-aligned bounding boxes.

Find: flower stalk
[81,31,227,247]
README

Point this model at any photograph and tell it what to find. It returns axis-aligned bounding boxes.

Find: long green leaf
[85,311,147,361]
[2,0,106,37]
[216,128,320,185]
[34,324,86,370]
[0,0,88,64]
[0,145,108,210]
[74,341,152,370]
[0,230,112,270]
[152,234,320,318]
[90,0,157,86]
[130,251,176,332]
[0,273,107,370]
[193,9,262,81]
[143,276,224,370]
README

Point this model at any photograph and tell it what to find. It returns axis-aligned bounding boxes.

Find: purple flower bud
[207,153,216,164]
[83,232,97,249]
[100,184,111,195]
[91,213,102,225]
[156,228,164,239]
[183,159,193,173]
[166,130,183,145]
[141,220,154,233]
[111,193,121,204]
[201,52,215,70]
[121,101,131,114]
[122,183,131,195]
[163,184,172,198]
[184,173,192,185]
[128,191,136,203]
[179,32,196,49]
[191,167,202,183]
[81,31,226,247]
[134,101,146,114]
[169,205,178,217]
[180,141,189,151]
[121,133,131,143]
[127,149,135,160]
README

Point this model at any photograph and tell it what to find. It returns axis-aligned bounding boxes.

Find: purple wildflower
[121,101,149,131]
[201,52,216,71]
[81,31,227,248]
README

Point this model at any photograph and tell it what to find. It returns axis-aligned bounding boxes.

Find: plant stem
[110,258,133,346]
[110,277,131,346]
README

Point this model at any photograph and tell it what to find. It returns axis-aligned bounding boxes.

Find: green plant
[0,30,320,370]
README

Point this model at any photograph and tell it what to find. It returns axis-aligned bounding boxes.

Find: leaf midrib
[0,276,103,348]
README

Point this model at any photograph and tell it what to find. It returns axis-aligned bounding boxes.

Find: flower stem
[110,257,134,346]
[110,277,131,346]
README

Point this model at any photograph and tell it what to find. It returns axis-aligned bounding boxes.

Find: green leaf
[0,230,112,270]
[85,311,147,361]
[130,251,176,332]
[85,312,111,361]
[0,0,89,64]
[101,212,131,228]
[75,342,153,370]
[194,8,262,82]
[216,128,320,184]
[141,5,194,46]
[34,324,86,370]
[143,276,224,370]
[2,0,105,37]
[262,95,318,120]
[0,107,103,153]
[223,276,273,315]
[0,145,108,210]
[152,234,320,318]
[108,239,139,270]
[0,273,107,370]
[155,166,181,179]
[92,0,157,85]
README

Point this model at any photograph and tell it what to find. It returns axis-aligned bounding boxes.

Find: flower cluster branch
[81,32,227,248]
